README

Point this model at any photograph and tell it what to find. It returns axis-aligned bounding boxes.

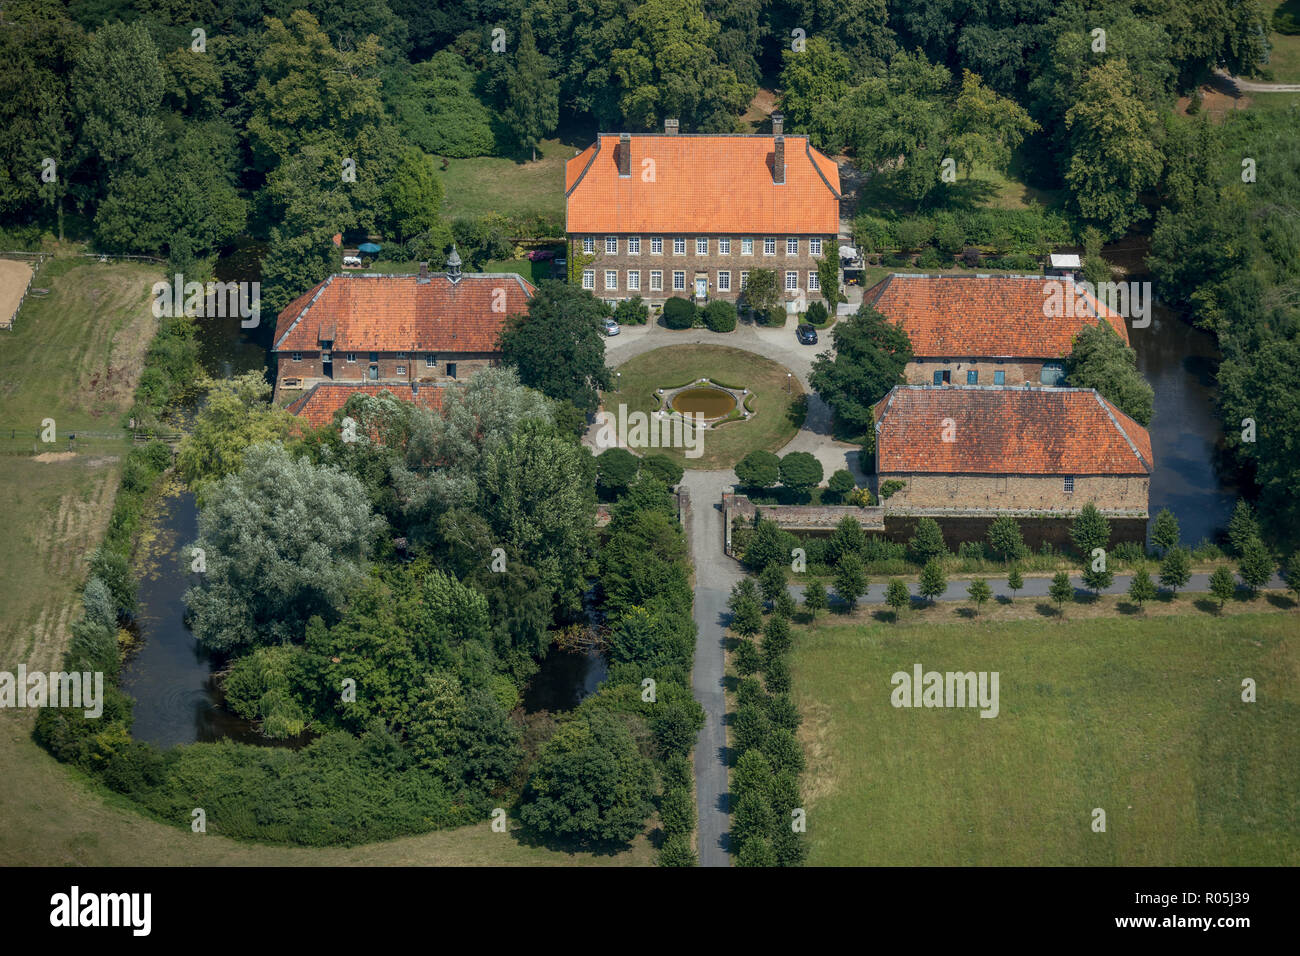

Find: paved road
[682,469,741,867]
[789,570,1288,605]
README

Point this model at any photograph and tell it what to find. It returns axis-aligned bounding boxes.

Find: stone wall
[877,473,1149,515]
[275,351,495,395]
[883,514,1148,550]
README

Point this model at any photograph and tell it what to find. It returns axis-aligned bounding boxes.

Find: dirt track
[0,258,34,329]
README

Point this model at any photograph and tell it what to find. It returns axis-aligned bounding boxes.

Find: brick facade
[275,350,495,393]
[571,233,836,306]
[877,473,1150,515]
[904,358,1059,387]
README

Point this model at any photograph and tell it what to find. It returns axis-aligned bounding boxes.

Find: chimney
[664,118,679,135]
[773,134,785,185]
[771,112,783,136]
[618,133,631,177]
[418,261,429,280]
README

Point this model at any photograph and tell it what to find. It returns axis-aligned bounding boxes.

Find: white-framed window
[740,270,749,289]
[627,270,640,291]
[426,354,436,367]
[719,237,731,255]
[651,237,663,254]
[582,236,595,254]
[605,236,618,254]
[291,351,302,361]
[396,365,406,376]
[810,238,823,256]
[346,352,356,363]
[604,270,618,290]
[742,238,754,255]
[696,237,708,255]
[785,271,798,291]
[628,236,640,255]
[717,271,731,292]
[808,272,820,291]
[673,237,686,255]
[582,270,595,290]
[764,237,776,255]
[1064,476,1075,493]
[650,270,663,291]
[786,238,799,255]
[672,271,686,291]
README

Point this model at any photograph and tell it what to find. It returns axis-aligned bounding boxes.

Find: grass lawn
[436,137,570,225]
[1262,0,1300,82]
[791,610,1300,865]
[603,344,804,470]
[1244,91,1300,116]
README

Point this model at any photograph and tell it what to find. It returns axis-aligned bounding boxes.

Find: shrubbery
[662,296,696,329]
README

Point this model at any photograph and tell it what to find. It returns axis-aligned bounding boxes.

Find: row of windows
[289,351,441,367]
[933,370,1008,386]
[581,270,821,293]
[582,236,825,257]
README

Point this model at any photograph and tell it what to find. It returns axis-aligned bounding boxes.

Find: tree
[185,443,381,652]
[907,517,947,564]
[500,282,612,414]
[728,582,764,639]
[803,580,827,618]
[759,562,788,606]
[986,515,1025,562]
[383,147,452,247]
[1063,60,1164,238]
[1160,547,1192,595]
[809,303,912,437]
[885,579,910,620]
[1070,503,1110,558]
[1208,565,1236,612]
[918,560,947,604]
[1227,500,1260,556]
[596,448,640,496]
[1006,566,1023,602]
[388,51,496,158]
[778,452,823,496]
[743,519,797,572]
[1128,566,1157,610]
[1238,538,1274,595]
[74,20,164,173]
[640,454,684,487]
[833,553,867,609]
[740,268,779,315]
[735,450,780,489]
[1064,322,1154,426]
[1287,552,1300,605]
[967,579,991,615]
[827,469,855,501]
[1049,571,1074,614]
[519,710,654,846]
[948,68,1038,177]
[502,21,559,161]
[1151,508,1181,556]
[773,588,797,619]
[827,515,866,566]
[176,373,294,496]
[1081,556,1114,596]
[778,37,852,150]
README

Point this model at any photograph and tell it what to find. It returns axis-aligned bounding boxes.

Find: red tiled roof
[873,386,1153,476]
[862,274,1130,359]
[565,134,841,234]
[287,382,448,430]
[273,273,534,354]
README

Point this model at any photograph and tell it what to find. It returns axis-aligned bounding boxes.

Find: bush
[879,479,905,499]
[827,469,855,501]
[613,297,649,325]
[596,447,640,495]
[917,247,943,268]
[736,450,780,489]
[640,454,684,487]
[804,301,829,327]
[662,297,696,330]
[778,452,823,495]
[897,218,935,251]
[935,217,966,255]
[762,306,787,327]
[702,299,737,332]
[882,253,912,268]
[853,214,896,253]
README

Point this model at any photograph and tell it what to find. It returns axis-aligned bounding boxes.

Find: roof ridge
[565,138,601,202]
[274,274,337,350]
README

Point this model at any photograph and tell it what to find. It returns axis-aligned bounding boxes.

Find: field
[1263,0,1300,82]
[436,137,570,225]
[603,344,805,469]
[791,611,1300,866]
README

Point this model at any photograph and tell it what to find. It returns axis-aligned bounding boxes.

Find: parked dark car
[796,323,818,345]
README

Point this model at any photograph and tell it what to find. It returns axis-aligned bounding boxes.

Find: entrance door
[694,276,707,298]
[321,352,333,379]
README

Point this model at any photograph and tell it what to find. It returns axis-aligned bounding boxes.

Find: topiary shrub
[804,301,829,327]
[662,297,696,330]
[702,299,737,332]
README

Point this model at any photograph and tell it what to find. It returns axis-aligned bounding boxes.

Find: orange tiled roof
[873,386,1153,476]
[273,273,534,354]
[287,382,448,430]
[565,134,841,234]
[862,274,1130,359]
